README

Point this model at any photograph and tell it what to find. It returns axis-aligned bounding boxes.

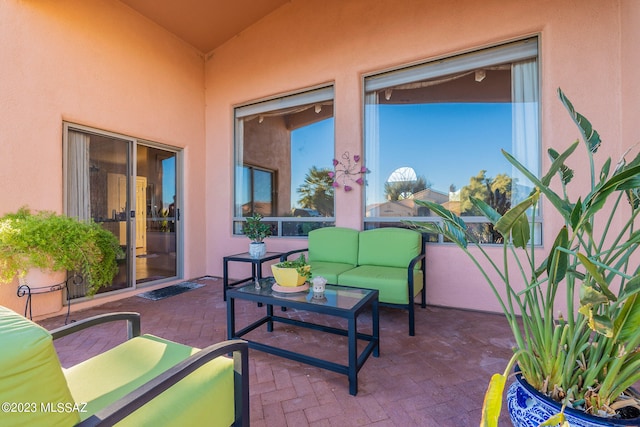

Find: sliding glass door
[136,144,178,284]
[64,124,181,299]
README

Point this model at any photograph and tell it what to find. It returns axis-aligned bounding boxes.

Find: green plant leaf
[626,188,640,209]
[620,274,640,300]
[576,253,617,302]
[615,175,640,190]
[495,190,538,247]
[580,283,609,306]
[503,149,573,219]
[590,313,614,337]
[470,196,502,225]
[547,227,569,284]
[413,200,469,246]
[583,164,640,218]
[405,219,468,248]
[539,412,567,427]
[534,258,548,279]
[599,157,611,184]
[511,214,531,249]
[578,303,613,337]
[547,147,575,185]
[615,293,640,343]
[541,142,579,187]
[570,198,582,230]
[558,88,601,153]
[480,373,506,427]
[415,200,467,230]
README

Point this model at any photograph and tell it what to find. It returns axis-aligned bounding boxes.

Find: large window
[234,86,335,237]
[364,38,540,244]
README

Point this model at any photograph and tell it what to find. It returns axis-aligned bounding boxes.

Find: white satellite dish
[387,167,417,182]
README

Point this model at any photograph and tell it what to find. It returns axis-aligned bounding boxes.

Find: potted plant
[243,213,272,259]
[410,89,640,426]
[0,207,123,296]
[271,254,312,288]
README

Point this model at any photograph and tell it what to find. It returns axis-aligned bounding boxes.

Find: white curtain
[364,91,380,212]
[234,119,245,217]
[511,59,539,204]
[67,130,91,221]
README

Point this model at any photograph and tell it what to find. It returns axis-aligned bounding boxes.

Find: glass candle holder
[311,276,327,294]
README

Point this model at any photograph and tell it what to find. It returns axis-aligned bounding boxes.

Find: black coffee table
[226,278,379,395]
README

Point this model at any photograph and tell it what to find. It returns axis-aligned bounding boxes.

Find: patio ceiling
[118,0,289,53]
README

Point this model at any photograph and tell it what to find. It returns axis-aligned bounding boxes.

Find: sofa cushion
[309,261,356,284]
[358,228,422,269]
[0,305,80,427]
[65,334,235,426]
[337,265,424,305]
[309,227,359,265]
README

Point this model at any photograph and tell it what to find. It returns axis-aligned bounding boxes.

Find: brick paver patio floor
[38,276,514,426]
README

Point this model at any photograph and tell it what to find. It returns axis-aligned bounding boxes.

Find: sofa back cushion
[309,227,359,266]
[358,228,422,268]
[0,305,80,426]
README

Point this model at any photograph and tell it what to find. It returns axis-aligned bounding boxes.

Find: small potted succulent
[243,213,272,259]
[271,254,312,288]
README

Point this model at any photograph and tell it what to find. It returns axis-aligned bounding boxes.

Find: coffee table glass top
[234,277,375,311]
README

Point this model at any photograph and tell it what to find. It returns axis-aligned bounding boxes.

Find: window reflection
[364,38,540,244]
[234,87,335,236]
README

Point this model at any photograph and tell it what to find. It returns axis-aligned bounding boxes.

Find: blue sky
[291,118,335,208]
[290,103,513,206]
[162,157,176,208]
[373,103,512,195]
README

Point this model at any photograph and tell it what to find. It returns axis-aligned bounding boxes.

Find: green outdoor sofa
[0,305,249,426]
[282,227,426,336]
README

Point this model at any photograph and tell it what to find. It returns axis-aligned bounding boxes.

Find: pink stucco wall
[0,0,207,314]
[1,0,637,316]
[204,0,638,313]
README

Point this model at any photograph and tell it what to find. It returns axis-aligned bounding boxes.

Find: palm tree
[384,176,429,201]
[296,167,334,216]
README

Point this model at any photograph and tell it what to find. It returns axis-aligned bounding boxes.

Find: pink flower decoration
[353,155,360,162]
[355,178,364,185]
[344,185,352,192]
[332,181,340,188]
[328,171,335,178]
[333,159,339,166]
[360,166,368,173]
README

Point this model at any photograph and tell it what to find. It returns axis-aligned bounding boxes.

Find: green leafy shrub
[0,207,123,296]
[242,213,272,242]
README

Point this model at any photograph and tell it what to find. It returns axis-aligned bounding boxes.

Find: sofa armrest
[280,247,308,262]
[76,339,250,427]
[51,312,141,341]
[408,253,425,272]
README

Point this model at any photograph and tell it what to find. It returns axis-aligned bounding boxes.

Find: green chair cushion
[309,261,356,284]
[358,228,422,269]
[0,305,80,427]
[337,265,424,305]
[308,227,359,265]
[64,334,235,426]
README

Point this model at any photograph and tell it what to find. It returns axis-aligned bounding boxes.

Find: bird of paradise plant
[408,89,640,425]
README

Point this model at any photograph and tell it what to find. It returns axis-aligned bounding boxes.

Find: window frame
[233,85,337,238]
[241,164,276,216]
[362,37,542,245]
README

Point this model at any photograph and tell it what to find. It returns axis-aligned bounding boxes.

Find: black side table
[222,252,283,301]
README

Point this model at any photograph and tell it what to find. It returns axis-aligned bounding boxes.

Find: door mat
[136,282,204,301]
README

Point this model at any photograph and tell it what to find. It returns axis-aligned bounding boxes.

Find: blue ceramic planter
[507,373,640,427]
